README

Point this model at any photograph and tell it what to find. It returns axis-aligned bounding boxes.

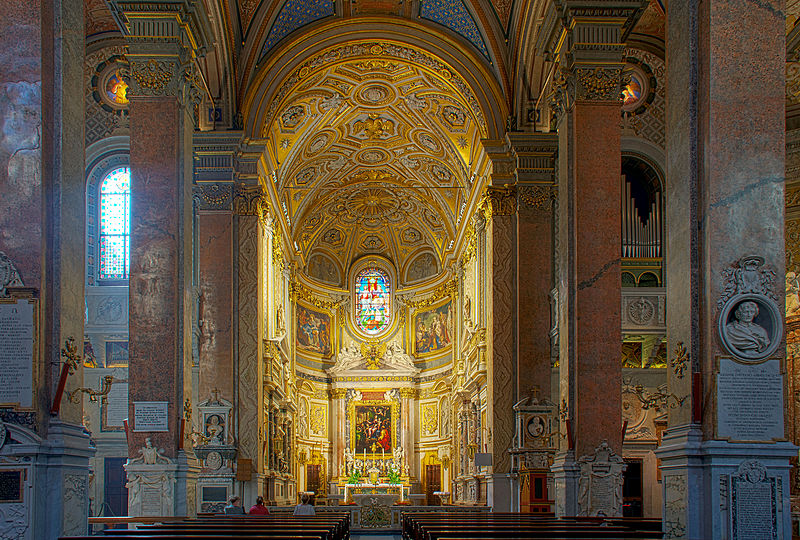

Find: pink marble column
[511,134,559,401]
[546,5,636,517]
[127,96,193,456]
[657,1,793,537]
[196,208,234,403]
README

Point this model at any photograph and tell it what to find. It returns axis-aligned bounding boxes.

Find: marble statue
[330,343,363,373]
[725,301,770,356]
[384,341,419,373]
[130,437,170,464]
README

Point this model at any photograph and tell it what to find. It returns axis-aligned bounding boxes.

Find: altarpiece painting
[350,401,399,455]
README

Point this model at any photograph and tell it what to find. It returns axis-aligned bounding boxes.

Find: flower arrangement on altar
[346,467,363,485]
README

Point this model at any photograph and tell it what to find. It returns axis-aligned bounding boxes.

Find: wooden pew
[402,512,663,540]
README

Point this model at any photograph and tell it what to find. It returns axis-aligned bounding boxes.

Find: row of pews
[401,512,664,540]
[61,513,350,540]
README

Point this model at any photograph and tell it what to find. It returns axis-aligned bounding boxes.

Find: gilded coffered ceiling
[262,53,486,285]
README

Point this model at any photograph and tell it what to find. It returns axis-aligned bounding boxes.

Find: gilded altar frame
[348,398,400,457]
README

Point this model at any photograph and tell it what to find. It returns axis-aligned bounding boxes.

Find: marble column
[329,388,347,490]
[546,5,639,517]
[509,133,558,401]
[2,0,94,538]
[656,1,795,539]
[116,0,212,516]
[399,388,417,480]
[194,183,234,405]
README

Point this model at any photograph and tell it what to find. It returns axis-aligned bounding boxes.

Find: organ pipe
[622,181,662,259]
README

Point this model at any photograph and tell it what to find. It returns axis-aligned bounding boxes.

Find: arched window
[98,167,130,281]
[354,267,391,335]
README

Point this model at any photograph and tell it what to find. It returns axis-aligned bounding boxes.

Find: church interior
[1,0,799,538]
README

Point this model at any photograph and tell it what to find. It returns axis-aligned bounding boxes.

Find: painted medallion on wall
[296,304,332,357]
[353,404,393,453]
[354,267,391,335]
[414,300,453,355]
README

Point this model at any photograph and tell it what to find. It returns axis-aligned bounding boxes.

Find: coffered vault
[259,45,488,285]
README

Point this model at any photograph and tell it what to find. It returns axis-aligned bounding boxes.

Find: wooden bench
[402,512,663,540]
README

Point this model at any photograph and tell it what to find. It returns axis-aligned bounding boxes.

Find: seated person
[249,496,270,515]
[224,495,245,515]
[293,493,316,516]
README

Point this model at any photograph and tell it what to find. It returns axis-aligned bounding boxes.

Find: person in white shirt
[293,493,316,516]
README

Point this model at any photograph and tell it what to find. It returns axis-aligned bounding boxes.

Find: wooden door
[425,464,441,505]
[306,464,321,502]
[523,472,550,513]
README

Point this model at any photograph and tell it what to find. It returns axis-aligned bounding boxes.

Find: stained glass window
[99,167,130,280]
[105,71,129,105]
[354,267,391,335]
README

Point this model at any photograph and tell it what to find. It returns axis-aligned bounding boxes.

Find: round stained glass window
[354,267,392,335]
[621,63,653,114]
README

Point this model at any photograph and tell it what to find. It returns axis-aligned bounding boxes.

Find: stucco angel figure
[130,437,170,464]
[384,341,419,373]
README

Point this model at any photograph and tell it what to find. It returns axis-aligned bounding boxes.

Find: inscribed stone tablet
[731,476,776,540]
[133,401,169,432]
[717,358,783,441]
[140,485,163,516]
[0,300,34,409]
[103,382,128,430]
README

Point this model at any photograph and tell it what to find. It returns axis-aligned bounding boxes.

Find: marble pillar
[547,5,638,517]
[1,0,94,538]
[115,0,212,516]
[195,187,234,405]
[656,1,795,539]
[509,133,559,401]
[234,185,266,487]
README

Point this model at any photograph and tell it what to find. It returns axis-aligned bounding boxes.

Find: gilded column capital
[233,184,268,216]
[330,388,347,399]
[486,185,517,217]
[399,388,418,399]
[110,0,212,104]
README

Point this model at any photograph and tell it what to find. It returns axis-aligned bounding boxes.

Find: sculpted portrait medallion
[718,293,782,362]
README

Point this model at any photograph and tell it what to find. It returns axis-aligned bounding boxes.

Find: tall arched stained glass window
[99,167,130,280]
[354,267,391,335]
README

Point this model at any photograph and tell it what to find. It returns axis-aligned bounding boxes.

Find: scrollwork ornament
[233,184,267,216]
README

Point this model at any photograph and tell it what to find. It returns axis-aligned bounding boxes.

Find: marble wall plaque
[0,470,23,502]
[717,358,783,441]
[731,464,777,540]
[0,300,34,409]
[102,381,128,430]
[133,401,169,432]
[140,485,163,516]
